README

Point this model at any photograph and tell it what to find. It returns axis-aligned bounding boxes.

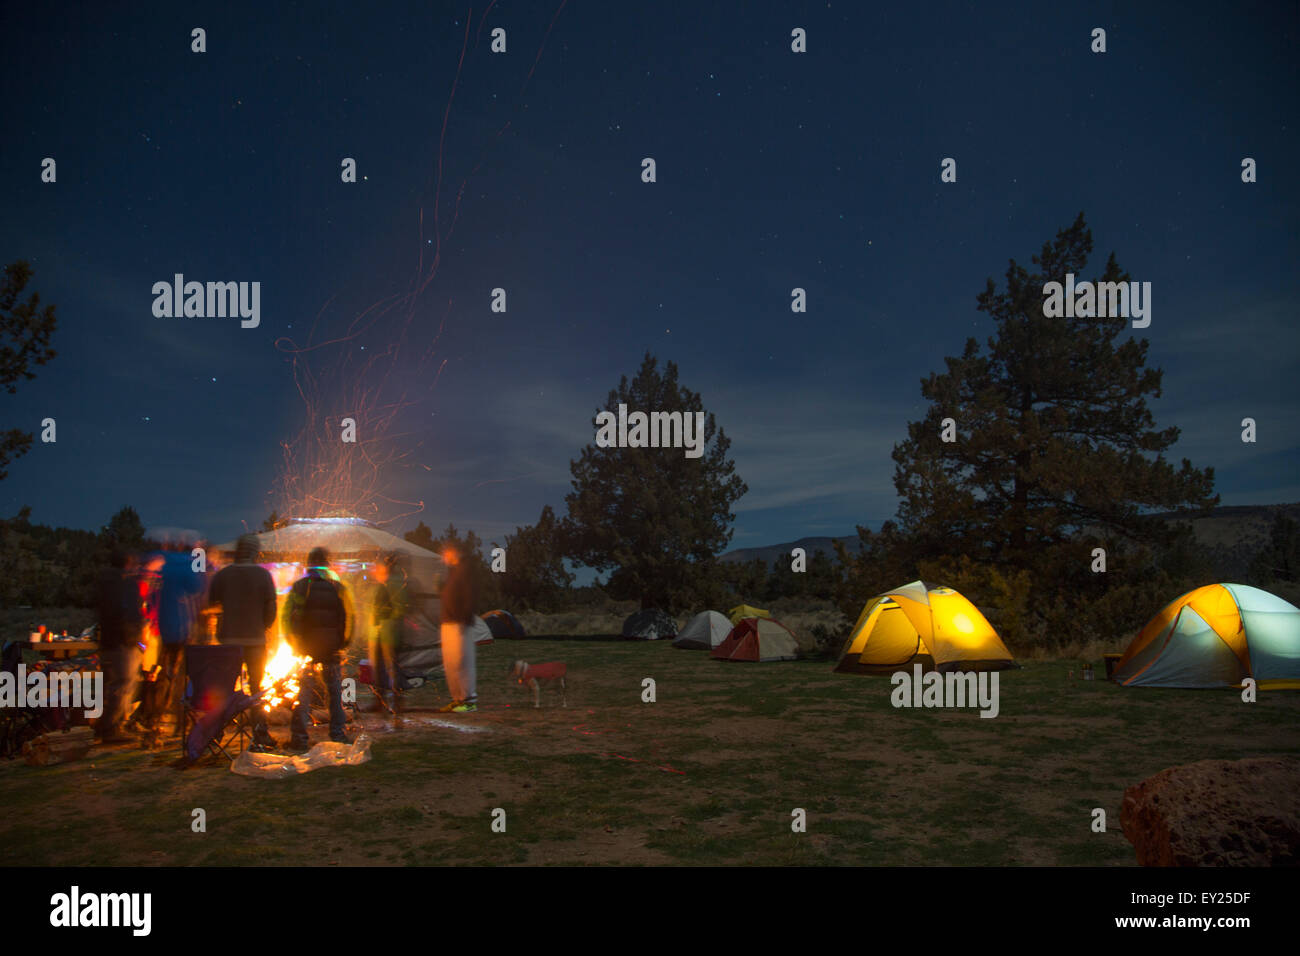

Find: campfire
[258,640,308,710]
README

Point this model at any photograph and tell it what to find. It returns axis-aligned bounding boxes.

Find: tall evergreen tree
[564,353,746,612]
[892,213,1217,570]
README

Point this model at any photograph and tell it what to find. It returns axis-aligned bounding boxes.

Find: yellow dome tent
[728,604,771,625]
[834,580,1014,674]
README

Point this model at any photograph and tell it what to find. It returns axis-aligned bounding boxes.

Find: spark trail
[270,4,567,528]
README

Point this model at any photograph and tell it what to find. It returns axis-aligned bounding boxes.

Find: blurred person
[282,546,354,749]
[368,552,410,715]
[207,533,278,749]
[438,545,478,713]
[140,536,206,735]
[96,549,145,743]
[126,551,166,734]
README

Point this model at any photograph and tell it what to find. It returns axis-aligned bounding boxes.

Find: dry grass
[2,636,1296,867]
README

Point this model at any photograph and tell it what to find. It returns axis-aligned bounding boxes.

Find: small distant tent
[834,581,1014,674]
[712,617,803,662]
[728,604,771,625]
[1112,584,1300,689]
[482,609,527,639]
[466,615,494,646]
[673,611,732,650]
[622,608,678,640]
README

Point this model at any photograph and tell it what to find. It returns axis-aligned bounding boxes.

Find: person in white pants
[438,546,478,712]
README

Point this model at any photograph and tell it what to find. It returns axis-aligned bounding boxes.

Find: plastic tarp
[230,734,372,777]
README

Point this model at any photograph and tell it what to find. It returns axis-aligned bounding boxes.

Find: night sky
[2,1,1297,555]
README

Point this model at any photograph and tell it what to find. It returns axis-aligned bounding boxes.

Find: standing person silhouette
[206,533,278,749]
[438,546,478,713]
[369,552,409,715]
[282,547,354,748]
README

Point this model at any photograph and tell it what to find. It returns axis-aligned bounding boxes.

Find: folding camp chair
[181,645,260,763]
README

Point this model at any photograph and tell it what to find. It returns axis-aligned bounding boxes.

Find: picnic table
[25,639,99,661]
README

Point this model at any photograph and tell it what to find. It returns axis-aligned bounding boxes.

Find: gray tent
[673,610,732,650]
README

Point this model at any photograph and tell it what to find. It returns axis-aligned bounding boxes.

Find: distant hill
[721,503,1300,576]
[1154,502,1300,580]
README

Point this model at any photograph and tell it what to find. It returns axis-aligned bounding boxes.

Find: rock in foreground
[1121,757,1300,866]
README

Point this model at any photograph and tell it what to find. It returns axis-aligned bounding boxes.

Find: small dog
[508,660,567,708]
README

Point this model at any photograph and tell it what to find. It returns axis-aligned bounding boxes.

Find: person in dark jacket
[438,546,478,713]
[96,549,145,742]
[207,533,278,748]
[282,546,354,749]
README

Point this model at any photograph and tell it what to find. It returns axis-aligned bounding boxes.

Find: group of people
[94,532,481,751]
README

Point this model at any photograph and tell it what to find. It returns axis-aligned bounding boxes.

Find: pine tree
[564,353,746,612]
[893,213,1217,570]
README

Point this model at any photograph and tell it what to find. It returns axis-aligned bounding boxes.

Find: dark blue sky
[2,0,1297,554]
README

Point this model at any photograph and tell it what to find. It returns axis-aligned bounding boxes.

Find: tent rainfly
[728,604,771,625]
[835,580,1014,674]
[1112,583,1300,689]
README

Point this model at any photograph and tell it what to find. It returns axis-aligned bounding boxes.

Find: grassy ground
[1,637,1296,866]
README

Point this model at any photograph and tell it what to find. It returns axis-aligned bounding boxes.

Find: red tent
[711,617,803,662]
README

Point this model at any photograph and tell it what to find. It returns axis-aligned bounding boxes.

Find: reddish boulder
[1121,757,1300,866]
